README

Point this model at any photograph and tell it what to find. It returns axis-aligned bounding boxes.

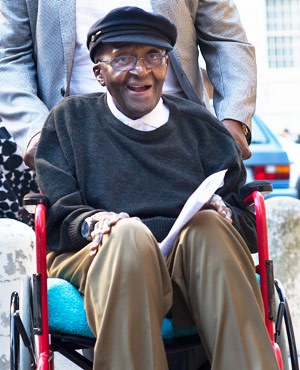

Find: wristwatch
[241,123,249,137]
[81,217,94,241]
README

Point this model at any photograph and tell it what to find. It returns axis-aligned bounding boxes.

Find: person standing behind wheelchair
[0,0,254,172]
[35,7,279,370]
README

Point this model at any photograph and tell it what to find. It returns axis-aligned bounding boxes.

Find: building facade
[235,0,300,136]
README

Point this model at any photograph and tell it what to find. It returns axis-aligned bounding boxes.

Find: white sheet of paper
[159,169,228,257]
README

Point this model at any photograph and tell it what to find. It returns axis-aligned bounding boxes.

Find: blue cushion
[48,278,94,338]
[47,278,197,339]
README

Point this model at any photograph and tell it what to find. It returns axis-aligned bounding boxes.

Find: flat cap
[87,6,177,62]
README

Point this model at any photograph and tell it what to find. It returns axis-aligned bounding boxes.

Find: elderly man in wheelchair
[31,6,282,370]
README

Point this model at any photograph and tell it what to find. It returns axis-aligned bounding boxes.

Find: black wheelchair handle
[241,181,273,200]
[23,193,48,214]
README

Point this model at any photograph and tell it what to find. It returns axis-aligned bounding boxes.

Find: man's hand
[23,132,41,170]
[222,119,251,160]
[208,194,232,224]
[89,211,133,256]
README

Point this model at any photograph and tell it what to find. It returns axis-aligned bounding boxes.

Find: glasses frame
[97,52,167,72]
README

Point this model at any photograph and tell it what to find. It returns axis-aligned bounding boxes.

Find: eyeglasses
[97,52,167,72]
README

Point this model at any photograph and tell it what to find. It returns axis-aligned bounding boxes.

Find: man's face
[93,44,169,119]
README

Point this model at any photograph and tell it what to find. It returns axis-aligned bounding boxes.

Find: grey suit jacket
[0,0,256,154]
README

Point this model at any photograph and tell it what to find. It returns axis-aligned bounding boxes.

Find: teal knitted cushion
[48,278,94,338]
[47,278,197,339]
[48,275,260,339]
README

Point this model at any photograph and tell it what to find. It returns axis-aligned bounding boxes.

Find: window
[266,0,300,68]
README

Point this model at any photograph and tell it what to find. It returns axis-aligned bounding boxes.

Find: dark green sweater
[36,93,257,253]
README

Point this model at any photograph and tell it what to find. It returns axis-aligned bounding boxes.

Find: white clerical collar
[106,92,169,130]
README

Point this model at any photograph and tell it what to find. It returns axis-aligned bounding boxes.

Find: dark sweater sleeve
[224,193,257,253]
[186,105,258,253]
[214,146,257,252]
[180,96,258,253]
[36,109,103,252]
[215,159,257,252]
[212,147,257,253]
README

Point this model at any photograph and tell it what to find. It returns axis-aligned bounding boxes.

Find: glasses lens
[111,56,136,71]
[144,53,165,68]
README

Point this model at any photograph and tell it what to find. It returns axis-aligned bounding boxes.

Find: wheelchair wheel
[19,276,35,370]
[10,276,35,370]
[275,280,299,370]
[273,282,290,370]
[277,323,291,370]
[10,291,20,370]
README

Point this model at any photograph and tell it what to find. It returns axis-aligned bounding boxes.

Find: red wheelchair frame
[10,181,299,370]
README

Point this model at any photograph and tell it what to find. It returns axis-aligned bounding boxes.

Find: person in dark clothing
[35,7,279,370]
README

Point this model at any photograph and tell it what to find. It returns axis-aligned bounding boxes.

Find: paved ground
[54,353,82,369]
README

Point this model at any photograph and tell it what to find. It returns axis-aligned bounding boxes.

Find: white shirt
[106,92,169,131]
[69,0,182,96]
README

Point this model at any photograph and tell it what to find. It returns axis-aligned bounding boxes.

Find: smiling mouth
[127,84,152,92]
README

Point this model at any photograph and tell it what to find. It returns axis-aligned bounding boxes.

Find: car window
[251,120,268,144]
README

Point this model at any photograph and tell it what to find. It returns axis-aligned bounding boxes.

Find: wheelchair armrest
[22,182,273,215]
[23,193,48,214]
[241,181,273,202]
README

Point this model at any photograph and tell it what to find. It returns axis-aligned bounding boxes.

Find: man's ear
[163,55,170,81]
[93,64,105,86]
[165,55,170,68]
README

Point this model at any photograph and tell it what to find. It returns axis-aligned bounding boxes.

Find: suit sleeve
[0,1,50,154]
[195,0,257,131]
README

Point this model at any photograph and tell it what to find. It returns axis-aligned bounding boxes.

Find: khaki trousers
[47,210,279,370]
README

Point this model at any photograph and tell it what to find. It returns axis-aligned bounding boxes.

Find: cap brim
[90,33,173,62]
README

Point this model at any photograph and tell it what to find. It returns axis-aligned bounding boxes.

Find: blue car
[244,115,297,198]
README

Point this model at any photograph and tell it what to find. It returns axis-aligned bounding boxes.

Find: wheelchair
[9,181,299,370]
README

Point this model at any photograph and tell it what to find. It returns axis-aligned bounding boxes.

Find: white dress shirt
[106,92,169,131]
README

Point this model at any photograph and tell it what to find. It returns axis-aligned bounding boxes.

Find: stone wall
[0,219,35,370]
[265,196,300,349]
